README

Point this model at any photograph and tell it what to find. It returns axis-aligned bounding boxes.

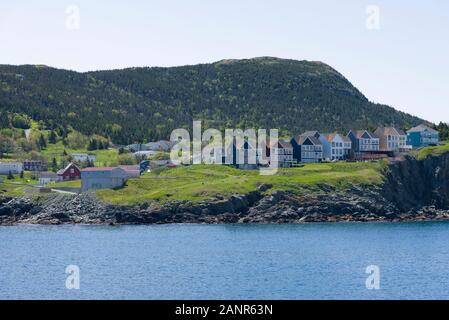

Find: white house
[319,133,352,161]
[39,172,59,185]
[0,162,23,174]
[71,153,96,163]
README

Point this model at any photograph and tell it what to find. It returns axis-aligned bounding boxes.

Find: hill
[0,57,423,144]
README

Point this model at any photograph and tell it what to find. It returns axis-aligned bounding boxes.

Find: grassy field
[96,162,384,205]
[414,141,449,160]
[40,141,119,167]
[0,171,39,197]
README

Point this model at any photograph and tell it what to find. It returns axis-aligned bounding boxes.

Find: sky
[0,0,448,123]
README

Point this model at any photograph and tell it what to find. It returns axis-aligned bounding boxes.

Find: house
[118,165,141,178]
[291,134,323,163]
[39,172,59,185]
[319,133,352,161]
[374,127,410,152]
[57,163,81,181]
[226,140,259,169]
[71,153,96,163]
[145,140,174,152]
[0,162,23,174]
[407,124,439,148]
[81,167,139,192]
[125,144,150,153]
[347,130,380,153]
[265,140,295,167]
[23,160,46,172]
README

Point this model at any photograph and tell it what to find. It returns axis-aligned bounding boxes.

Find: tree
[38,134,47,150]
[0,135,16,156]
[19,171,24,179]
[7,171,14,180]
[51,157,58,172]
[11,114,31,129]
[88,139,98,151]
[48,130,57,144]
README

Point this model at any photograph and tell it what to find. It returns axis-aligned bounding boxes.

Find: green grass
[414,141,449,160]
[40,141,119,166]
[96,162,383,205]
[0,171,39,197]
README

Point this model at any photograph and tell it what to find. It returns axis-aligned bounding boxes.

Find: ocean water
[1,222,449,300]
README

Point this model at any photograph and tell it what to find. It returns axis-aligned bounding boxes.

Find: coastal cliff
[1,153,449,225]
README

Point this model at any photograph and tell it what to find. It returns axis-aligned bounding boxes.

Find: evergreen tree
[51,157,58,172]
[48,130,57,144]
[38,134,47,150]
[88,139,98,151]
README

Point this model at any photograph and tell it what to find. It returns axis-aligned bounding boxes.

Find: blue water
[1,222,449,299]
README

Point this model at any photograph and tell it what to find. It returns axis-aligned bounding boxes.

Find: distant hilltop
[0,57,423,144]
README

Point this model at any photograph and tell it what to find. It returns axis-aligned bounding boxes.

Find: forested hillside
[0,57,423,144]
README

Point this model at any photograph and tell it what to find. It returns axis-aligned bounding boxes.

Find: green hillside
[0,57,423,144]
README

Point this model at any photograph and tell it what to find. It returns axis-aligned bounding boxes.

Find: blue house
[406,124,439,148]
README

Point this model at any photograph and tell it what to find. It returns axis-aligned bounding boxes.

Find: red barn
[57,163,81,181]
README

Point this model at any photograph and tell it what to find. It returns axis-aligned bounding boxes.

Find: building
[407,124,439,148]
[57,163,81,181]
[145,140,174,152]
[71,153,96,163]
[319,133,352,161]
[81,167,139,192]
[266,140,295,167]
[125,144,150,153]
[347,130,380,153]
[291,134,323,163]
[0,162,23,174]
[23,160,46,172]
[118,165,141,178]
[374,127,410,152]
[39,172,59,185]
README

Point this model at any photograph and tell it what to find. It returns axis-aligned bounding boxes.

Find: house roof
[296,135,322,146]
[0,161,22,166]
[375,127,406,137]
[267,139,292,149]
[57,162,80,175]
[407,124,438,134]
[349,130,379,139]
[300,131,320,138]
[118,165,140,173]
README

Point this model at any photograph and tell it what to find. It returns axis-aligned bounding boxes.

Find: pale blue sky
[1,0,448,123]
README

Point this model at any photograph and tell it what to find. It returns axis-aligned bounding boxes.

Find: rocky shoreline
[1,153,449,225]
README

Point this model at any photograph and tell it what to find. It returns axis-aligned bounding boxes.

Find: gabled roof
[349,130,378,139]
[296,135,322,146]
[57,162,80,175]
[268,139,293,149]
[375,127,406,137]
[407,124,438,134]
[300,131,320,138]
